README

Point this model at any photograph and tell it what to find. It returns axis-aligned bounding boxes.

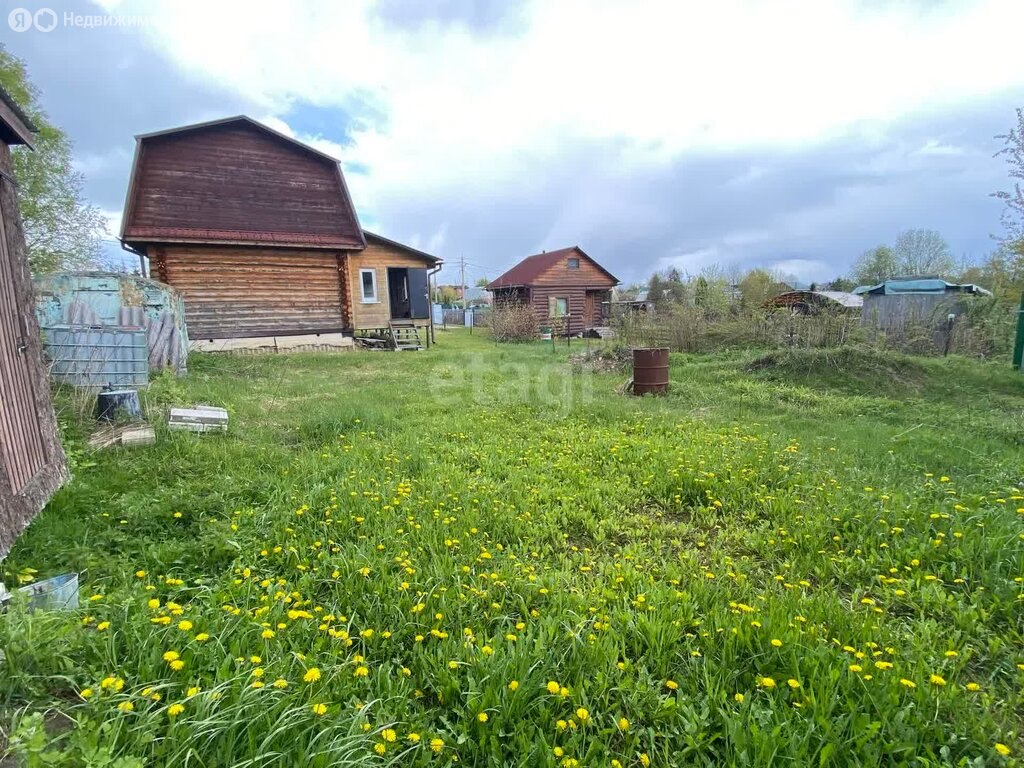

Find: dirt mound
[569,346,633,373]
[746,346,928,393]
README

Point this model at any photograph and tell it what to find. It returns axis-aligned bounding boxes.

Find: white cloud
[92,0,1024,272]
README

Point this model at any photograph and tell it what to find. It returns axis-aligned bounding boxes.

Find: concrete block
[169,406,228,432]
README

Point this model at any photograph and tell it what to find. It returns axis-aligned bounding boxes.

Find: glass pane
[361,271,375,299]
[556,298,568,316]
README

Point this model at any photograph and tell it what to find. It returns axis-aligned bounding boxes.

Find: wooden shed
[487,246,619,335]
[0,87,67,558]
[120,116,439,350]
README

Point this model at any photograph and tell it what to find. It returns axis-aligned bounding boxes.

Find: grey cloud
[369,95,1022,284]
[5,0,259,262]
[4,2,1019,284]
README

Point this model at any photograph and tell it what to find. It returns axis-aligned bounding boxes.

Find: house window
[567,257,580,270]
[360,269,378,303]
[554,297,568,316]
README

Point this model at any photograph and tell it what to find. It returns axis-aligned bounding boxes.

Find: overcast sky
[6,0,1024,286]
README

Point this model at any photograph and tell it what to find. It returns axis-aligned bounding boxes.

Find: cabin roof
[0,84,36,147]
[121,115,365,251]
[364,230,440,265]
[487,246,619,289]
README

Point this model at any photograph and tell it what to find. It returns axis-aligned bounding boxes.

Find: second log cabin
[487,246,619,335]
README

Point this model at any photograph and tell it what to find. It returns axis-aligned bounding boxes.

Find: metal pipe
[428,262,443,347]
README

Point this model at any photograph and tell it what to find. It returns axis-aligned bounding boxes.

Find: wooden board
[0,141,68,558]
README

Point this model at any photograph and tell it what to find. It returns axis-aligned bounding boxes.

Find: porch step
[388,321,423,351]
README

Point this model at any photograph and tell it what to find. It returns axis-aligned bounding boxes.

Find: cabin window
[360,269,378,303]
[567,257,580,270]
[550,297,568,317]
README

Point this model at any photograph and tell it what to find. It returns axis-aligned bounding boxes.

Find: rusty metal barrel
[632,347,669,395]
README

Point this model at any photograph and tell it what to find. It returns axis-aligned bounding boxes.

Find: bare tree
[994,108,1024,247]
[891,229,954,277]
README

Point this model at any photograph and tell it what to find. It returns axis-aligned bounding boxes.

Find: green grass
[2,329,1023,767]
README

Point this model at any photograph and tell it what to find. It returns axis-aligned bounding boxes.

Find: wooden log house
[120,116,439,351]
[487,246,619,335]
[0,86,67,558]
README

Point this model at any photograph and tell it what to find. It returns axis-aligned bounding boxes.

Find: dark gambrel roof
[487,246,619,289]
[121,116,365,251]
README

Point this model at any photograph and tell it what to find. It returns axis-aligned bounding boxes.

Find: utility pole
[460,255,467,311]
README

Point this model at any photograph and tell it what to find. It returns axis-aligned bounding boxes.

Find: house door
[387,268,411,319]
[387,268,430,320]
[584,292,596,327]
[0,189,48,495]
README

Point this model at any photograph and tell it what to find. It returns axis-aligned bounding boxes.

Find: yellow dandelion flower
[168,703,185,717]
[996,743,1011,756]
[374,743,386,756]
[117,701,134,713]
[407,732,421,743]
[899,679,916,688]
[929,674,946,686]
[966,682,981,692]
[177,620,193,631]
[304,667,322,683]
[759,677,776,689]
[546,680,561,694]
[665,680,679,690]
[771,639,783,648]
[382,728,397,743]
[430,737,444,753]
[734,692,744,703]
[273,678,288,689]
[617,717,630,730]
[787,679,800,689]
[311,703,327,716]
[575,707,589,722]
[170,660,185,671]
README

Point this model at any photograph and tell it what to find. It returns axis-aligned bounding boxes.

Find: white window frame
[359,268,379,303]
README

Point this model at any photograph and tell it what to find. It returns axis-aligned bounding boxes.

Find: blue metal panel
[40,325,148,389]
[33,272,188,374]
